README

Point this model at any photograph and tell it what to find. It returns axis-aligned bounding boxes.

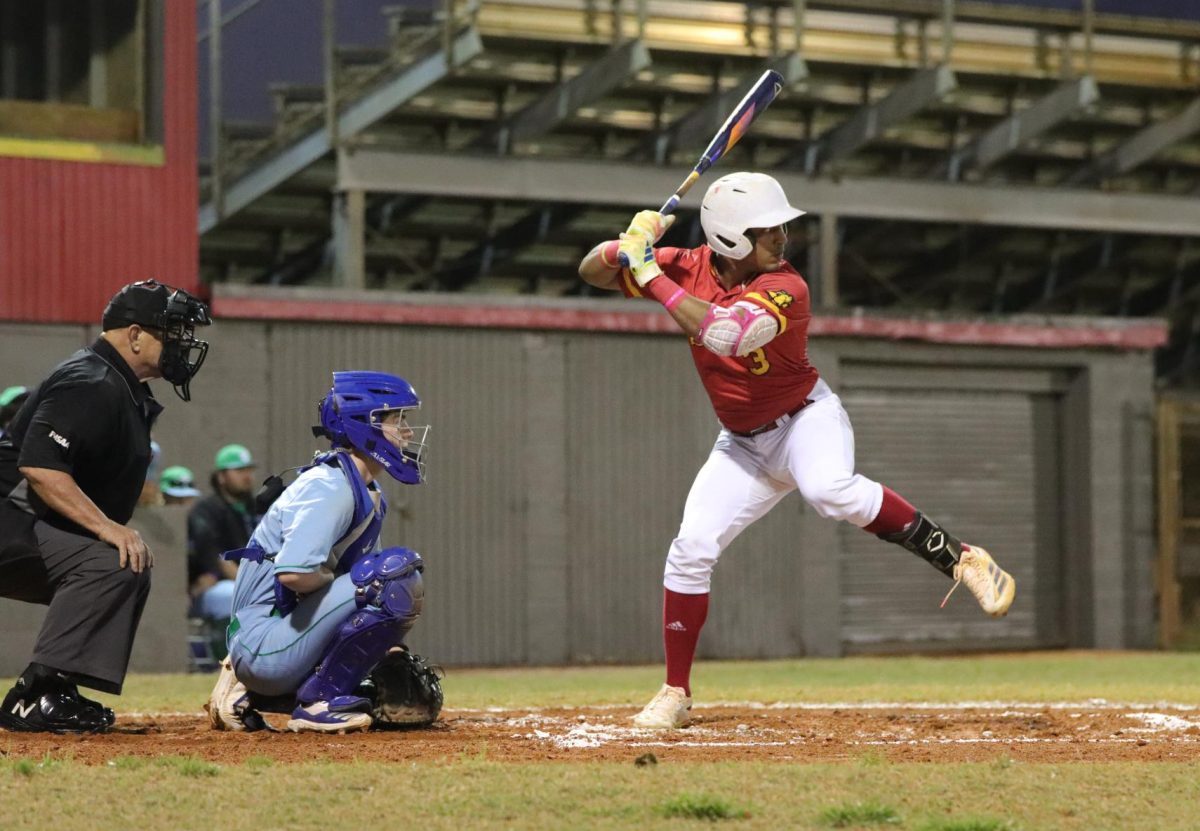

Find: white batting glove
[618,234,664,288]
[624,210,676,246]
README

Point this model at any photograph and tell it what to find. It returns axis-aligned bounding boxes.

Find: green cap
[0,386,27,408]
[215,444,255,471]
[160,466,202,498]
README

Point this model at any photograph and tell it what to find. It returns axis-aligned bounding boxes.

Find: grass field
[2,652,1198,831]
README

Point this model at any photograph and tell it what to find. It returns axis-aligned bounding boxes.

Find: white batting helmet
[700,172,806,259]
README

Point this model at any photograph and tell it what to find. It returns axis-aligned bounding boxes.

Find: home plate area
[4,701,1199,764]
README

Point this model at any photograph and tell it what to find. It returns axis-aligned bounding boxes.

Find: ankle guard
[878,511,961,577]
[295,548,424,705]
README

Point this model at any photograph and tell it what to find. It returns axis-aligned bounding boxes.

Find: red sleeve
[740,269,811,333]
[616,247,689,299]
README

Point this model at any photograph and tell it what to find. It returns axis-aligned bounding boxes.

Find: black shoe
[67,686,116,727]
[0,685,109,733]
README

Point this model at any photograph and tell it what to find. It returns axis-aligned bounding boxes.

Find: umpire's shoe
[0,679,109,733]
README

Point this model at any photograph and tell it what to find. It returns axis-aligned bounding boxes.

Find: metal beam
[332,187,365,289]
[199,27,484,234]
[634,52,807,163]
[801,64,956,173]
[337,148,1200,238]
[484,39,651,153]
[1065,97,1200,186]
[942,76,1099,180]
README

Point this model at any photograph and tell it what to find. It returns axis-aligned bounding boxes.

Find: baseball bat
[618,69,785,266]
[659,68,786,215]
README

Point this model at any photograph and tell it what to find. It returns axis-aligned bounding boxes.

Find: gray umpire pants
[0,518,151,695]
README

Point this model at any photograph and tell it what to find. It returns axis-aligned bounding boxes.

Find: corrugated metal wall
[0,2,198,323]
[0,320,1158,664]
[838,371,1055,650]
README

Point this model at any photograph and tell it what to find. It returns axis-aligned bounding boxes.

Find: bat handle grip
[659,194,681,216]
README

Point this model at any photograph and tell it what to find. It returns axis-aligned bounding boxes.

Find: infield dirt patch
[4,703,1199,765]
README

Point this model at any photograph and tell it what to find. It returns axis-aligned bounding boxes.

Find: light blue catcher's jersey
[229,463,381,637]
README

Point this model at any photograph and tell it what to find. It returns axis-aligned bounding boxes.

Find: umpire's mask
[102,280,213,402]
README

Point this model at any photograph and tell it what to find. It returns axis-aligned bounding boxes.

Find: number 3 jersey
[619,245,821,434]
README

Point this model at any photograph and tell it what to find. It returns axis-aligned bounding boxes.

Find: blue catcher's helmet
[317,371,429,484]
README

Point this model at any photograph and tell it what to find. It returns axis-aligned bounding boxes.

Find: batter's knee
[663,534,721,593]
[797,472,878,525]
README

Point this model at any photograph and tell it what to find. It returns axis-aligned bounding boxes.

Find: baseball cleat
[632,684,692,729]
[941,544,1016,617]
[287,696,373,734]
[0,686,109,734]
[206,657,268,732]
[72,687,116,727]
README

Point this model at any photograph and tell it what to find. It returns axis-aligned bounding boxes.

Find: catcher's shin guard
[877,511,961,577]
[295,550,424,706]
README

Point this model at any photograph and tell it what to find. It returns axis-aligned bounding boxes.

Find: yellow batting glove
[624,210,676,246]
[618,234,664,288]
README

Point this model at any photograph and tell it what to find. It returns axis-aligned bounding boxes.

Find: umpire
[0,280,211,733]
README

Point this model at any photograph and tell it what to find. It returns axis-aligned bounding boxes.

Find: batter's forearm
[662,292,708,338]
[20,466,116,537]
[578,242,623,290]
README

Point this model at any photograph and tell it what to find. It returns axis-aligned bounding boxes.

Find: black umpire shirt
[0,338,163,538]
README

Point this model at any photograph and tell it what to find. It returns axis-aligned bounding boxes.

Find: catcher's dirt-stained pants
[226,574,358,697]
[663,379,884,594]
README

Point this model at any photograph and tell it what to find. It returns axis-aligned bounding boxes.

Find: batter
[578,172,1016,730]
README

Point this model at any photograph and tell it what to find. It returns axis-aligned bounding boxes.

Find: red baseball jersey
[619,245,820,433]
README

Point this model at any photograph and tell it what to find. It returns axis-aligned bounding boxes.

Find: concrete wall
[0,316,1159,669]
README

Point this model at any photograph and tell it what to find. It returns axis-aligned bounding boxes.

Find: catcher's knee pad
[878,511,961,577]
[295,549,424,705]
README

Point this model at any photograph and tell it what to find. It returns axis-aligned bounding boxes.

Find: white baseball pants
[663,379,884,594]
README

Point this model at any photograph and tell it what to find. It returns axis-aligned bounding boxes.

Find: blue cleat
[287,695,373,733]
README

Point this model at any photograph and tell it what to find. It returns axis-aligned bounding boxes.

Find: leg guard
[878,511,961,577]
[295,549,424,706]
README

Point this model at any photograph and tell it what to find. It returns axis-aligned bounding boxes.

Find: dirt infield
[3,702,1200,765]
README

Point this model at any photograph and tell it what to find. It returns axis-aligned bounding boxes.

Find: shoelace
[939,576,962,609]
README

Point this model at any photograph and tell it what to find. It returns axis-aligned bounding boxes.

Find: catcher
[207,371,442,733]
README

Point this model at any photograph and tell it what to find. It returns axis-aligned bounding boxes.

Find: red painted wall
[0,3,198,324]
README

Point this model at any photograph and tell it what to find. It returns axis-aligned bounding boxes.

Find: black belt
[729,400,811,438]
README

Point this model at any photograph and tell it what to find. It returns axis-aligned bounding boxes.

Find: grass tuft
[156,755,221,777]
[244,755,275,770]
[10,758,36,777]
[916,819,1017,831]
[661,793,750,821]
[819,801,902,827]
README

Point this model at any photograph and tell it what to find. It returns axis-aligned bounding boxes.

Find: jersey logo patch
[49,430,70,450]
[767,289,794,309]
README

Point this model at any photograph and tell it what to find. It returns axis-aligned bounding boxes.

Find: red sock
[663,588,709,696]
[863,485,918,535]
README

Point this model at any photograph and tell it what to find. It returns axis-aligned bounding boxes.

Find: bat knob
[617,252,631,268]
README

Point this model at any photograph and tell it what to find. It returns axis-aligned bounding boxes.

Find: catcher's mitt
[361,649,444,729]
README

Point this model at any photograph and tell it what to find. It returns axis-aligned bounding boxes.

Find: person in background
[0,386,29,439]
[160,465,201,508]
[187,444,259,624]
[138,440,164,508]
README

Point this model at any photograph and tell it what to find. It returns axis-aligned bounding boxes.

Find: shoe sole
[0,714,108,734]
[285,716,372,734]
[207,662,249,731]
[632,710,692,729]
